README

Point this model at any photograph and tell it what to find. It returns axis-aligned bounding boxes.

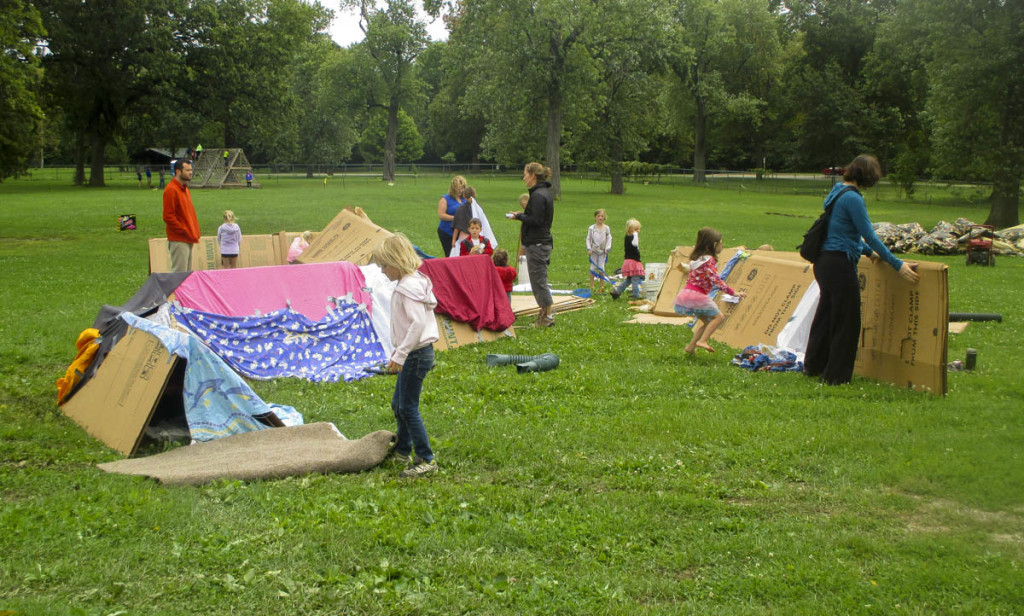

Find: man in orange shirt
[163,159,200,272]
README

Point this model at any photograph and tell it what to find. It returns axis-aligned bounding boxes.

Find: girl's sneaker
[400,457,438,478]
[386,450,412,467]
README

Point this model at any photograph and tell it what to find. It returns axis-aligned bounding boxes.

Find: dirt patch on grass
[899,493,1024,553]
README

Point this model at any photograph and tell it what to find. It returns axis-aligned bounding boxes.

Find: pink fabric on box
[174,262,371,320]
[419,255,516,331]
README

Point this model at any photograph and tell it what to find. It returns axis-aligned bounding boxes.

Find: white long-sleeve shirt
[390,271,440,365]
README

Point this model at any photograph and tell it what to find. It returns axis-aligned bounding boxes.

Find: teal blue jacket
[821,183,903,271]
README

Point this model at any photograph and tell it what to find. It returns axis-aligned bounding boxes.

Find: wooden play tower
[190,148,261,189]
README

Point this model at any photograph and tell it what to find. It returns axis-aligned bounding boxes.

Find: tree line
[2,0,1020,225]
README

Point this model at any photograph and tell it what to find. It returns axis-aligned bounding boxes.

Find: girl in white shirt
[371,232,440,478]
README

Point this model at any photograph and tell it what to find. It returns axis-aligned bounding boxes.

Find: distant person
[371,232,440,479]
[586,208,612,293]
[162,159,200,273]
[436,175,466,256]
[217,210,241,269]
[506,162,555,327]
[195,144,203,160]
[245,170,253,188]
[145,167,152,189]
[804,154,919,385]
[492,249,517,303]
[673,227,746,354]
[287,230,313,263]
[136,168,143,188]
[610,218,645,301]
[158,169,166,189]
[458,218,494,257]
[223,149,230,168]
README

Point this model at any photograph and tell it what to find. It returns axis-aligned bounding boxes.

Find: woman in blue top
[804,154,919,385]
[436,176,467,256]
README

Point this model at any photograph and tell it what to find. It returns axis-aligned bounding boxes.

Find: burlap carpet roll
[98,423,395,485]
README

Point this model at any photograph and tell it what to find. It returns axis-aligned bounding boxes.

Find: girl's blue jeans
[391,345,435,461]
[614,275,643,299]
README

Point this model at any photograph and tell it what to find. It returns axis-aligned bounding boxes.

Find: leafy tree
[0,0,45,181]
[574,0,667,193]
[665,0,784,181]
[186,0,332,159]
[917,0,1023,227]
[359,108,424,163]
[449,0,611,196]
[37,0,180,186]
[421,41,488,166]
[342,0,431,182]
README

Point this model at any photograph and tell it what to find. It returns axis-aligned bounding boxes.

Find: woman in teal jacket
[804,154,920,385]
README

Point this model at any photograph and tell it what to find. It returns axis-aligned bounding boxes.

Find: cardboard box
[61,327,180,456]
[297,208,392,266]
[433,314,515,351]
[149,235,280,273]
[651,248,948,394]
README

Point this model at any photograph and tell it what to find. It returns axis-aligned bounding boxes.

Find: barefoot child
[674,227,746,354]
[216,210,241,269]
[586,209,612,292]
[372,233,440,478]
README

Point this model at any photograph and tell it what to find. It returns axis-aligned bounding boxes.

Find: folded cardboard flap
[297,207,391,266]
[150,233,293,273]
[433,314,514,351]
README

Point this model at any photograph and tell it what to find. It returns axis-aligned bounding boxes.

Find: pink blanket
[419,255,516,331]
[174,262,370,320]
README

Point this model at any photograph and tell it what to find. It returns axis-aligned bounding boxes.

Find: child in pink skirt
[610,219,645,300]
[674,227,746,353]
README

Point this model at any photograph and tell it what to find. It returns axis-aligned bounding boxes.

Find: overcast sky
[328,3,450,47]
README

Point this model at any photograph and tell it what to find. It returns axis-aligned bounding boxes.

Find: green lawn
[1,175,1021,614]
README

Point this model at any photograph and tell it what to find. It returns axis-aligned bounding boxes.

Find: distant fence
[16,163,993,206]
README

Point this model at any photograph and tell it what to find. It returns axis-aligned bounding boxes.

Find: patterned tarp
[171,299,386,383]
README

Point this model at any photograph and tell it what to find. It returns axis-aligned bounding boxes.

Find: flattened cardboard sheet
[297,208,391,266]
[61,327,178,456]
[433,314,514,351]
[149,235,279,273]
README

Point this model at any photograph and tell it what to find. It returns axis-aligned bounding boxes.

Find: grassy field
[1,174,1022,614]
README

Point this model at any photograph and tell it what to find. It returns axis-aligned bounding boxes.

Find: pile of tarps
[873,218,1024,255]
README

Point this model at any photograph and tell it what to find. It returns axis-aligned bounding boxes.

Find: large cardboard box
[61,327,180,456]
[149,235,280,273]
[297,208,392,266]
[433,314,515,351]
[652,248,948,394]
[276,231,322,264]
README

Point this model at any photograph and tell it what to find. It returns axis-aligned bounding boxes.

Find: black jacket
[518,181,554,246]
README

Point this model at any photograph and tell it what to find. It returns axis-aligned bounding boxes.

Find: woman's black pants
[804,251,861,385]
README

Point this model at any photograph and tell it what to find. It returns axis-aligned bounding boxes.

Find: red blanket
[419,256,516,331]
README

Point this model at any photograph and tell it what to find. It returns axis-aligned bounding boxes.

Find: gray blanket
[98,423,395,485]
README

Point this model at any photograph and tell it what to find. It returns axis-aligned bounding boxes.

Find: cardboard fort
[296,207,392,266]
[149,232,323,273]
[654,247,949,395]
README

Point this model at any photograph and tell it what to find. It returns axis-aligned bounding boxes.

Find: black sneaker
[610,289,620,300]
[400,457,438,478]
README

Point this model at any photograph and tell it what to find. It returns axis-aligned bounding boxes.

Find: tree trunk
[546,91,562,197]
[609,139,625,195]
[693,94,707,183]
[383,102,398,183]
[88,133,106,187]
[73,131,86,186]
[985,172,1021,228]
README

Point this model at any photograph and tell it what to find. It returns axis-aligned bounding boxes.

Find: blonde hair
[301,230,312,242]
[518,193,529,205]
[524,162,552,181]
[223,210,235,223]
[594,208,606,218]
[371,232,421,278]
[625,218,641,234]
[448,176,467,200]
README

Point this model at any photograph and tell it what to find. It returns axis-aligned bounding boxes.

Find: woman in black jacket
[507,162,555,327]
